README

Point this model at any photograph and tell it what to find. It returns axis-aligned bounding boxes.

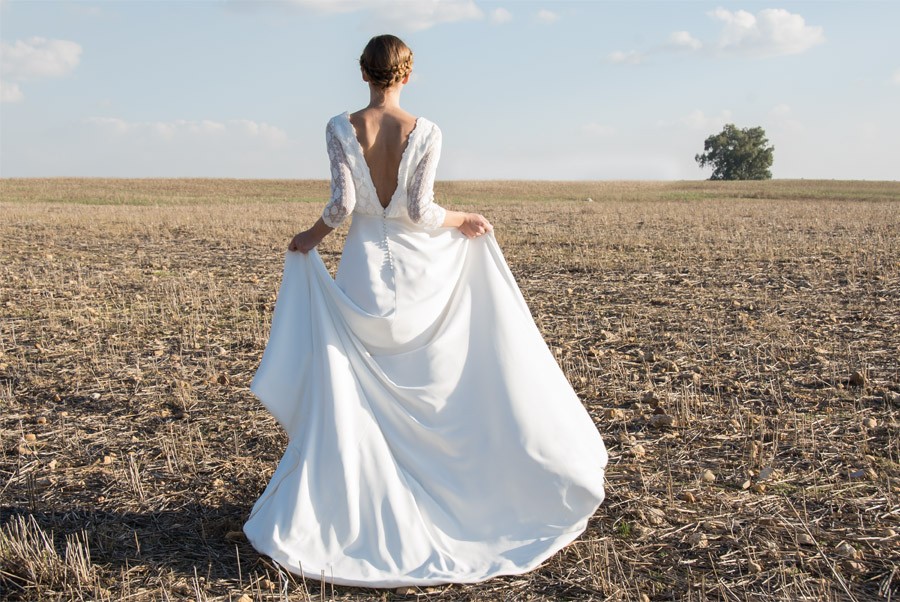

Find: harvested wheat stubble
[1,178,899,601]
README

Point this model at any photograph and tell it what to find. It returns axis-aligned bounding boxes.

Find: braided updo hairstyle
[359,34,413,90]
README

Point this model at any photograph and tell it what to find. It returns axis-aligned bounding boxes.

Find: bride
[242,34,608,588]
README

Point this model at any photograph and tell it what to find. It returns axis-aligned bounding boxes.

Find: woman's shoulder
[412,115,440,140]
[326,111,350,130]
[419,118,441,146]
[326,110,440,141]
[336,108,436,128]
[408,118,441,162]
[418,116,439,131]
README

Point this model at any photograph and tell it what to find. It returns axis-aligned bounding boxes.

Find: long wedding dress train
[242,111,608,587]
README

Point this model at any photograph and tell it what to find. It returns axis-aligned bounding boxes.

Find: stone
[641,390,659,405]
[797,533,815,545]
[649,414,675,428]
[605,408,625,420]
[645,507,666,526]
[687,532,708,548]
[835,542,858,559]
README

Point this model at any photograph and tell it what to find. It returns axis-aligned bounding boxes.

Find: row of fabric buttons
[382,214,395,271]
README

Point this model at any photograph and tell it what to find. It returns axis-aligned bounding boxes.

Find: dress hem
[243,510,598,588]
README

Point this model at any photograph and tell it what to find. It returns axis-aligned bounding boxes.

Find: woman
[243,34,608,589]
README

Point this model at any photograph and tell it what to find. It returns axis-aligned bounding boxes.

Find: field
[1,178,898,601]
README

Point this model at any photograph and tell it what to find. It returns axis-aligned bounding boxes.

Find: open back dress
[242,111,609,587]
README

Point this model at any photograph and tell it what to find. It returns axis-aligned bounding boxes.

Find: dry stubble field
[1,178,898,602]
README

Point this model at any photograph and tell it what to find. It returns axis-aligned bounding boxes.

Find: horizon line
[2,176,898,184]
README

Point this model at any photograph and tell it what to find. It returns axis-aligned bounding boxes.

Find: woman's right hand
[458,213,493,238]
[288,229,322,254]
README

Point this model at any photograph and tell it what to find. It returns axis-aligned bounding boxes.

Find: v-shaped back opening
[344,111,422,211]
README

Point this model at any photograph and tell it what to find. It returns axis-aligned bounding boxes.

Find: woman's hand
[458,213,493,238]
[289,217,335,253]
[288,229,323,254]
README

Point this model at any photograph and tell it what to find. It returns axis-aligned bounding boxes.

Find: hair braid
[359,35,414,90]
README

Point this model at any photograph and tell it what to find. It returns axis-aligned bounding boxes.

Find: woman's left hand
[458,213,493,238]
[288,229,322,254]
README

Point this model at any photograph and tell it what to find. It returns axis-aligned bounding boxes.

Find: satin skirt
[242,214,608,587]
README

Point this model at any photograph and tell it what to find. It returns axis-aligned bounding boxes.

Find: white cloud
[272,0,482,31]
[892,68,900,85]
[231,118,286,143]
[667,30,702,51]
[608,31,699,66]
[374,1,483,31]
[536,9,558,24]
[0,79,24,103]
[490,7,512,24]
[11,114,299,176]
[858,121,879,142]
[659,109,733,130]
[583,122,615,137]
[606,50,644,65]
[84,117,288,146]
[709,7,824,58]
[768,103,802,132]
[770,103,791,117]
[0,36,82,80]
[284,0,368,12]
[71,4,104,16]
[607,8,822,66]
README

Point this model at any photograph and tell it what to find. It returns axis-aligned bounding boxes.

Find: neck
[367,84,402,110]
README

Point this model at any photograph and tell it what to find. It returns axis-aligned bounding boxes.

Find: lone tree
[695,124,774,180]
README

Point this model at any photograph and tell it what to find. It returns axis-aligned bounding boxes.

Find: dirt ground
[1,178,898,601]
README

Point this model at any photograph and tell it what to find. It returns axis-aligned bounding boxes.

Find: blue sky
[1,0,898,180]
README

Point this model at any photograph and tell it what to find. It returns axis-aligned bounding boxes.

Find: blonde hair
[359,34,413,90]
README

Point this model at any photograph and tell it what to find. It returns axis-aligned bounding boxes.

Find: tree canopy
[695,124,774,180]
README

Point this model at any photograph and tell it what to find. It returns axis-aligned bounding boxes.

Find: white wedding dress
[242,111,608,588]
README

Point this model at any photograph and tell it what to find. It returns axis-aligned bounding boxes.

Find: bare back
[348,108,419,209]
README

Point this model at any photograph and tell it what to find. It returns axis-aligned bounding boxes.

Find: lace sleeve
[321,119,356,228]
[407,127,447,230]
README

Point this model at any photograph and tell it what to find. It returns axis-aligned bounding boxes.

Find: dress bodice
[321,111,447,230]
